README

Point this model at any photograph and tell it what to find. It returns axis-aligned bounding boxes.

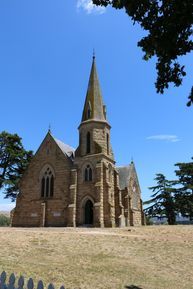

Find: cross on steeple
[93,49,95,60]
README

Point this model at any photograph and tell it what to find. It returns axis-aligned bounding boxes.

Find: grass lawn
[0,226,193,289]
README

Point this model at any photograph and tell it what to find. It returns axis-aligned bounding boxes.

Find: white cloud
[146,135,180,143]
[0,203,15,212]
[77,0,106,14]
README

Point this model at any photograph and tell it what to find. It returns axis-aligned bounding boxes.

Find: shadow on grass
[125,285,143,289]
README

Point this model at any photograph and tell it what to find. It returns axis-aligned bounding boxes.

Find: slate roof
[54,138,75,159]
[116,165,131,190]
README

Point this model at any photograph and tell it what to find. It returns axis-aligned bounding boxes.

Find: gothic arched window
[41,166,54,198]
[86,132,91,154]
[84,165,92,182]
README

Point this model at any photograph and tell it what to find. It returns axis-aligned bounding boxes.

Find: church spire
[81,56,106,122]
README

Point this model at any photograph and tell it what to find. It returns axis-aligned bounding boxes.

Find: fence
[0,272,65,289]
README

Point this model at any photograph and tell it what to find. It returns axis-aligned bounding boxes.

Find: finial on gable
[48,124,51,134]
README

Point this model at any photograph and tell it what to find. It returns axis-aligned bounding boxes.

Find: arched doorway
[84,199,93,225]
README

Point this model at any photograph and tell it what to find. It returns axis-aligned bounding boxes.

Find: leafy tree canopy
[175,159,193,191]
[93,0,193,105]
[174,159,193,219]
[0,214,10,227]
[0,131,33,201]
[145,158,193,223]
[144,173,176,225]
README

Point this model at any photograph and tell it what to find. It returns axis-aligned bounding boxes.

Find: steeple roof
[81,56,106,122]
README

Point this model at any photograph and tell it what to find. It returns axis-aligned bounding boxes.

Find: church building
[12,56,145,227]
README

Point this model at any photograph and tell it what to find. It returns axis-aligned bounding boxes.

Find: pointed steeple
[81,55,106,122]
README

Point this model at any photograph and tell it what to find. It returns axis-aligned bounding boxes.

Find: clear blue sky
[0,0,192,210]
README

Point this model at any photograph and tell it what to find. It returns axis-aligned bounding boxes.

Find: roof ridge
[116,164,131,168]
[54,137,75,151]
[54,137,75,159]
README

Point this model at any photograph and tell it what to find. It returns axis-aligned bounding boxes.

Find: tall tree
[187,87,193,107]
[174,159,193,220]
[0,131,33,201]
[144,173,176,225]
[93,0,193,105]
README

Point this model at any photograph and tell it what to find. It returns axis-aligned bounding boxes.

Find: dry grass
[0,226,193,289]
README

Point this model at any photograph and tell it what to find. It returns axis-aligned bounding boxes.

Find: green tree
[0,131,33,201]
[92,0,193,105]
[187,87,193,107]
[0,214,10,226]
[144,173,176,225]
[174,159,193,220]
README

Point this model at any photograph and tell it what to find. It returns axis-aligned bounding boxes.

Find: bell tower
[77,55,114,161]
[74,55,115,228]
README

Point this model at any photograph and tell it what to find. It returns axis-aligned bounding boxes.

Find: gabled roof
[117,162,142,194]
[116,165,131,190]
[34,131,75,161]
[54,137,75,159]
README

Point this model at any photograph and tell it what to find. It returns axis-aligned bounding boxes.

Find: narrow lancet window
[89,167,92,181]
[87,102,92,119]
[50,175,54,197]
[87,107,91,119]
[40,166,54,198]
[84,165,92,182]
[41,177,45,197]
[46,177,49,197]
[86,132,91,154]
[85,168,88,181]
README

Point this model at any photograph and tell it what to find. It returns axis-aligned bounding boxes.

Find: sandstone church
[12,56,145,227]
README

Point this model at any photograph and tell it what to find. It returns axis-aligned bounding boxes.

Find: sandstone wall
[12,134,72,227]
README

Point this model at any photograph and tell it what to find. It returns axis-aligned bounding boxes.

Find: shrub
[145,215,153,226]
[0,214,10,226]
